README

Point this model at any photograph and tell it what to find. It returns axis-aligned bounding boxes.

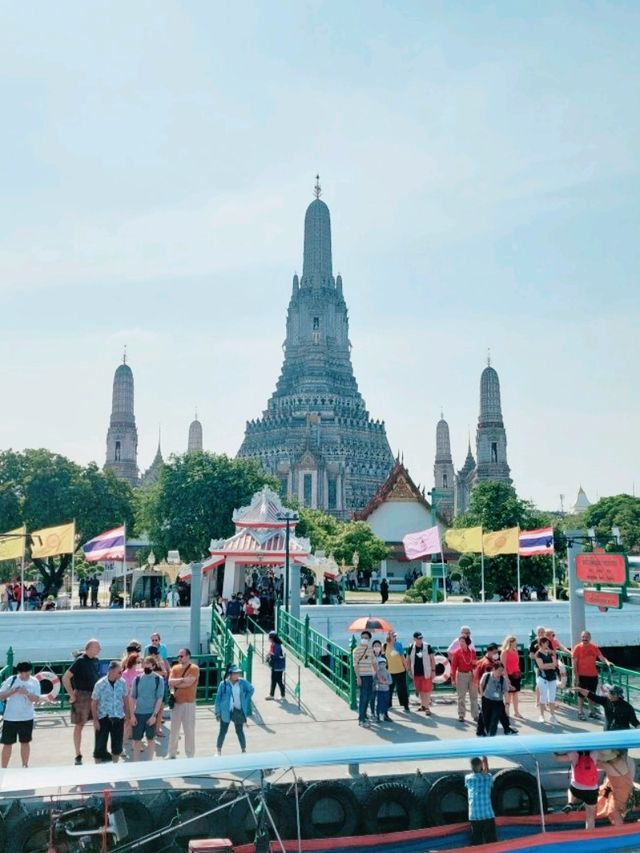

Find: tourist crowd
[352,624,639,737]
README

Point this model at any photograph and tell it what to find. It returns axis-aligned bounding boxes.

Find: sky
[0,1,638,512]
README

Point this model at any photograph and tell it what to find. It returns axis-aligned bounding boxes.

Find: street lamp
[277,511,299,611]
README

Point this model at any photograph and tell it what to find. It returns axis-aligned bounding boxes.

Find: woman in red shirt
[500,635,523,719]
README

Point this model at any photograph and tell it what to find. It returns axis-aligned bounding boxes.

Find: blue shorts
[131,712,156,742]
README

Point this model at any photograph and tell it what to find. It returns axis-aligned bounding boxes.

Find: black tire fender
[162,790,227,850]
[228,787,296,844]
[424,774,468,826]
[361,782,423,834]
[299,781,361,839]
[106,796,154,850]
[5,808,55,853]
[491,768,548,816]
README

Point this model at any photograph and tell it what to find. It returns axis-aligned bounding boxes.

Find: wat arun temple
[237,179,396,516]
[103,179,521,519]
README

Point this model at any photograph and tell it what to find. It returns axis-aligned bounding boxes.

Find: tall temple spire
[188,411,203,454]
[302,175,333,286]
[104,356,139,486]
[141,426,164,488]
[238,182,394,514]
[433,413,455,522]
[475,360,511,484]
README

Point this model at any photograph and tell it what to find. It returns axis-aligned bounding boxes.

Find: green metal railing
[278,608,355,707]
[210,608,253,682]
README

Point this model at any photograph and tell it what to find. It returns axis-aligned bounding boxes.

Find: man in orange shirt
[572,631,610,721]
[168,648,200,758]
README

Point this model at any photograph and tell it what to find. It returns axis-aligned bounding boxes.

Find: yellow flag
[31,522,75,558]
[483,527,520,556]
[0,526,26,561]
[444,526,483,553]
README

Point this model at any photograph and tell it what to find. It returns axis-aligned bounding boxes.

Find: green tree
[140,452,278,562]
[583,495,640,551]
[0,449,135,595]
[454,481,556,597]
[330,520,389,570]
[290,506,340,553]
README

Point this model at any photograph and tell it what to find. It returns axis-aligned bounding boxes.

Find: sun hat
[227,664,242,675]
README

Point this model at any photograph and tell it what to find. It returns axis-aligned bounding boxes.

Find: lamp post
[277,511,299,613]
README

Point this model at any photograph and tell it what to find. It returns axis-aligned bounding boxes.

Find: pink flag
[403,526,442,560]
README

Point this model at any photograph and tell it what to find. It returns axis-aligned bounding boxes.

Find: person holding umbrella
[352,630,378,727]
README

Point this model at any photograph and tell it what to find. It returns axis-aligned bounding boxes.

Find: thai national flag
[519,526,554,556]
[82,526,125,562]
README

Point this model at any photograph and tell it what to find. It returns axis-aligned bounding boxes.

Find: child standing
[464,756,496,846]
[374,658,392,722]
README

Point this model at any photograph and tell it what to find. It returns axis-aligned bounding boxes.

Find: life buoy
[35,671,60,700]
[433,654,451,685]
[558,660,567,689]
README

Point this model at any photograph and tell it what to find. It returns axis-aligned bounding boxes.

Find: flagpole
[552,552,557,601]
[480,533,486,604]
[516,551,521,603]
[70,520,76,611]
[440,537,447,604]
[20,551,25,612]
[122,522,127,610]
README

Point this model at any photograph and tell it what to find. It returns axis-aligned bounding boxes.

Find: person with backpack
[130,656,165,761]
[265,631,286,700]
[557,750,600,830]
[478,662,513,737]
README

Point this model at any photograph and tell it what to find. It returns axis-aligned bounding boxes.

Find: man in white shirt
[0,660,44,768]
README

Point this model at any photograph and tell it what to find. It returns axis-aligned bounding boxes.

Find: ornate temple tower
[104,353,139,487]
[187,413,203,454]
[141,433,164,488]
[455,439,476,515]
[237,178,395,515]
[475,357,512,485]
[433,413,455,522]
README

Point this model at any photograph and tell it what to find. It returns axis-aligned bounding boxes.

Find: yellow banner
[0,526,26,561]
[31,522,75,558]
[483,527,520,556]
[444,526,483,553]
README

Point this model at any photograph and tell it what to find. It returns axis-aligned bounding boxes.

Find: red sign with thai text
[584,589,622,609]
[576,553,627,585]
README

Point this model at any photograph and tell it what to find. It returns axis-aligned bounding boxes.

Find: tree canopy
[138,451,279,562]
[0,449,135,593]
[293,506,388,570]
[454,481,556,597]
[583,494,640,551]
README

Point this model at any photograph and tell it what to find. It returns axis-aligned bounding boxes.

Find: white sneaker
[538,713,546,723]
[549,714,559,724]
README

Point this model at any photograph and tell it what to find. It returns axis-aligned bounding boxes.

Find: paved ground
[12,641,606,799]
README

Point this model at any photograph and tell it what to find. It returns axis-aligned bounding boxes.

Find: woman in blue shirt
[214,664,254,755]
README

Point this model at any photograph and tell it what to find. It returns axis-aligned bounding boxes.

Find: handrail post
[7,646,14,672]
[246,644,254,683]
[304,614,310,667]
[349,635,357,710]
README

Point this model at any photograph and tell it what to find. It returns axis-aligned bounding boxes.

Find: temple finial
[314,174,321,199]
[123,344,127,364]
[440,407,444,420]
[487,348,491,367]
